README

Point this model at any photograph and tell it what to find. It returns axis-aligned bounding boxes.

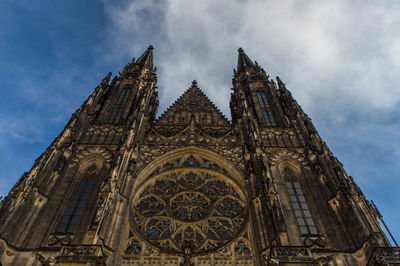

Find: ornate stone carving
[47,235,71,246]
[132,156,247,256]
[303,236,327,248]
[266,148,308,167]
[271,246,310,257]
[59,245,102,256]
[72,146,114,166]
[370,247,400,266]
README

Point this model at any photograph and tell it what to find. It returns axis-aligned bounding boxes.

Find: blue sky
[1,0,399,245]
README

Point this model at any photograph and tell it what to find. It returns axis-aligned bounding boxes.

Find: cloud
[102,0,400,239]
[101,0,400,168]
[101,0,400,158]
[0,114,42,146]
[103,0,400,115]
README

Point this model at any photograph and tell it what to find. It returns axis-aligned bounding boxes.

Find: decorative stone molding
[139,144,245,172]
[303,236,327,248]
[261,128,297,136]
[72,146,113,167]
[47,235,71,247]
[263,246,335,265]
[86,124,125,134]
[35,253,57,265]
[263,254,280,265]
[368,247,400,266]
[265,148,308,167]
[56,245,107,265]
[263,246,314,264]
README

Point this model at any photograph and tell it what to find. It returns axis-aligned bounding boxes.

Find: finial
[236,47,255,72]
[100,72,112,86]
[136,46,154,69]
[104,72,112,80]
[191,80,197,86]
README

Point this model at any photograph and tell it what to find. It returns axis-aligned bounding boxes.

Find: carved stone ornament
[303,236,327,248]
[132,155,247,256]
[263,254,280,265]
[266,148,308,167]
[47,235,71,246]
[371,247,400,266]
[56,245,107,265]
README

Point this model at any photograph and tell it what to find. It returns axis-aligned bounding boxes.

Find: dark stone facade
[0,46,396,265]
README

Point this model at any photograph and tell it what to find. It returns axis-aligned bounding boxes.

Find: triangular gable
[157,81,229,126]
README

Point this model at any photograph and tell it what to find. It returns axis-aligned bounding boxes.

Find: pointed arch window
[108,108,123,124]
[284,168,317,235]
[117,88,131,105]
[257,91,270,108]
[256,91,276,127]
[57,177,95,234]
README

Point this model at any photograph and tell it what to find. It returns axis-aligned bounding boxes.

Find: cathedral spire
[0,47,394,266]
[136,45,154,69]
[237,47,255,72]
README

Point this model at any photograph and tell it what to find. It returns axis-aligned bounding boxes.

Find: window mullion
[57,177,95,234]
[65,179,88,233]
[286,179,317,236]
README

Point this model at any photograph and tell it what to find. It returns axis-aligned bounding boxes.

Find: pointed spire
[100,72,112,87]
[136,45,154,69]
[276,76,288,93]
[237,47,255,72]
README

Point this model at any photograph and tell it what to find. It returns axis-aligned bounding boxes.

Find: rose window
[132,156,247,255]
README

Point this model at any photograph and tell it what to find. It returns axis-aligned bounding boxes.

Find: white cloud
[0,114,42,146]
[103,0,400,117]
[101,0,400,239]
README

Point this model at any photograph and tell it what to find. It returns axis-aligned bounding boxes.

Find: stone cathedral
[0,46,397,266]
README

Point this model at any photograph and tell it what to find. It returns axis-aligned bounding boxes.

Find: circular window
[132,158,247,256]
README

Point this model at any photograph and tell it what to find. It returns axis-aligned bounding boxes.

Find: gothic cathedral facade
[0,47,397,265]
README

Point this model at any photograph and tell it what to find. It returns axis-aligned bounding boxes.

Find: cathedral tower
[0,47,397,265]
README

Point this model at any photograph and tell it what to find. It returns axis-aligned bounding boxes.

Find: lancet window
[256,91,276,127]
[117,88,131,105]
[283,168,317,235]
[108,108,123,124]
[256,91,270,108]
[57,177,95,234]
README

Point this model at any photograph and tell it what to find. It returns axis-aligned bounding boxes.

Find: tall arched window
[107,87,131,124]
[57,167,97,234]
[256,91,276,127]
[108,108,123,124]
[117,88,131,105]
[283,167,317,235]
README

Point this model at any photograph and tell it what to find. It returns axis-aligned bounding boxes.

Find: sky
[0,0,399,245]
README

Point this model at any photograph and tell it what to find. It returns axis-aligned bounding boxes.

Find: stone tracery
[131,155,247,256]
